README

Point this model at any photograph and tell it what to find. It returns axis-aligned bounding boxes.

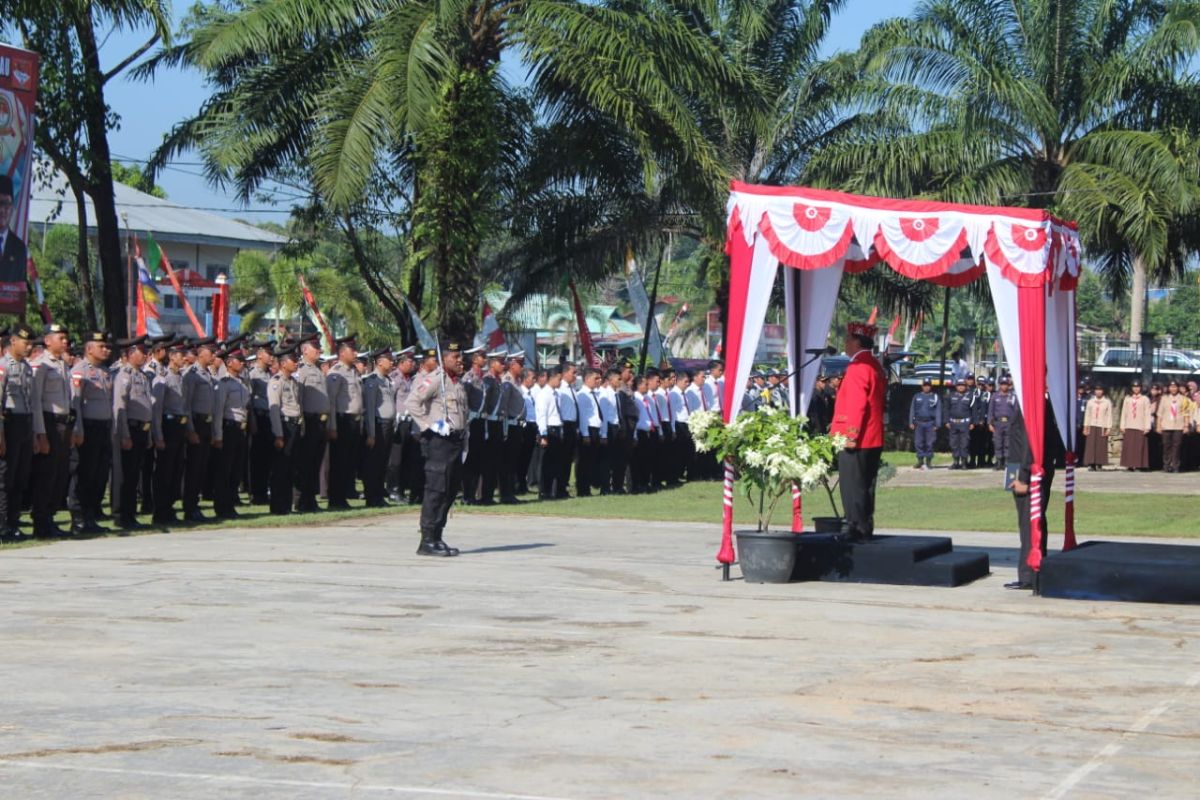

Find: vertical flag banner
[145,235,204,335]
[474,301,506,350]
[624,246,665,365]
[404,296,436,350]
[298,273,334,353]
[133,234,163,337]
[568,281,599,367]
[26,256,50,323]
[0,44,38,314]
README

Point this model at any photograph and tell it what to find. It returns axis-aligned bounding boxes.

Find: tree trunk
[1129,252,1147,339]
[75,10,127,335]
[66,177,99,330]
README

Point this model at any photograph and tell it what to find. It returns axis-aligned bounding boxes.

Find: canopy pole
[937,285,951,386]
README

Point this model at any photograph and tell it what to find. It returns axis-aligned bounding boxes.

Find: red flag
[568,281,600,367]
[298,273,335,354]
[866,306,878,325]
[478,301,505,350]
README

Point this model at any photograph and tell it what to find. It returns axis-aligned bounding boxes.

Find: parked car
[1086,347,1200,388]
[820,355,850,377]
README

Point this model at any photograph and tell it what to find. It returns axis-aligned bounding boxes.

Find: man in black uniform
[946,378,974,470]
[1007,396,1066,590]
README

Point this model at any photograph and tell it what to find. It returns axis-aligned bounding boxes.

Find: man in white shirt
[632,373,661,493]
[702,361,723,416]
[520,369,539,494]
[651,369,675,488]
[575,367,607,497]
[555,363,581,498]
[597,368,623,494]
[535,367,565,499]
[671,370,694,483]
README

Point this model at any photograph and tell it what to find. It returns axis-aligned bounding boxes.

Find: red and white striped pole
[1062,452,1077,550]
[791,482,803,533]
[717,458,736,581]
[214,273,229,341]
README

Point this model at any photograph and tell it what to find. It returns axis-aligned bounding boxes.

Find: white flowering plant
[690,406,847,532]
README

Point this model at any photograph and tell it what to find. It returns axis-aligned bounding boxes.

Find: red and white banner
[0,44,38,315]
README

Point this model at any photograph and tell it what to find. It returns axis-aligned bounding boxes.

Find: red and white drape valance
[729,183,1081,290]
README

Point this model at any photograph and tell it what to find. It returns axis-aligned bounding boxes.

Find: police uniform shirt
[362,372,396,440]
[1,354,35,415]
[268,373,303,438]
[557,381,580,423]
[988,391,1016,424]
[909,391,940,425]
[213,376,251,442]
[248,365,272,414]
[114,364,154,431]
[181,363,217,434]
[327,362,364,416]
[535,383,563,436]
[669,386,689,423]
[405,367,468,433]
[498,374,526,422]
[392,372,414,420]
[296,361,335,431]
[151,369,187,445]
[576,385,606,439]
[71,359,114,436]
[31,351,71,434]
[948,392,973,422]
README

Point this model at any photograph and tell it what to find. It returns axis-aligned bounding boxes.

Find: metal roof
[28,168,288,251]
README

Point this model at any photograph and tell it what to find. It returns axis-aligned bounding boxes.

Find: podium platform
[1039,541,1200,604]
[791,534,990,587]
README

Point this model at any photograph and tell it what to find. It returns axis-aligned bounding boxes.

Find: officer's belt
[284,416,302,425]
[995,416,1010,422]
[337,413,362,422]
[545,425,563,436]
[915,417,936,422]
[305,412,329,422]
[223,418,249,430]
[128,420,152,432]
[82,417,112,425]
[950,417,971,423]
[44,412,75,424]
[164,414,188,424]
[4,411,31,419]
[195,414,213,423]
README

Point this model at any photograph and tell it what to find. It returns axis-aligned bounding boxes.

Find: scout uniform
[405,343,468,556]
[212,352,252,518]
[267,346,304,515]
[0,324,37,538]
[1082,390,1113,469]
[67,331,114,533]
[326,343,364,508]
[908,379,940,469]
[1157,384,1188,473]
[113,337,154,530]
[1119,383,1151,470]
[31,324,74,538]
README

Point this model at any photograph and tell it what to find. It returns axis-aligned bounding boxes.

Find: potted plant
[690,407,846,582]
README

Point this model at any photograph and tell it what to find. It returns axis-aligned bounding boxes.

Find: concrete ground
[1,514,1198,799]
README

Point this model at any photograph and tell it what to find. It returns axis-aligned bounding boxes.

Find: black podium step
[1039,541,1200,604]
[791,534,988,587]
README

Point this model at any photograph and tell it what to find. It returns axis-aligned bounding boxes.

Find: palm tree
[810,0,1200,338]
[145,0,744,339]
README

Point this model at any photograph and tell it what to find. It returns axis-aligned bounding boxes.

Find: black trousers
[119,423,150,523]
[68,419,112,523]
[250,411,273,501]
[576,426,600,496]
[183,420,212,513]
[480,420,504,502]
[1,413,33,528]
[363,418,393,505]
[558,421,578,496]
[153,419,187,521]
[675,422,694,482]
[631,429,657,493]
[213,422,248,516]
[329,414,362,506]
[539,429,563,498]
[420,432,464,536]
[31,415,72,528]
[499,420,526,500]
[270,420,301,514]
[1014,467,1055,585]
[296,414,328,510]
[460,418,486,502]
[606,426,629,493]
[140,442,156,514]
[837,447,882,536]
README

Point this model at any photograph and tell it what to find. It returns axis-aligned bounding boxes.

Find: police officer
[972,376,993,467]
[326,336,364,509]
[151,339,190,525]
[295,336,334,512]
[67,331,114,534]
[362,348,395,507]
[267,344,303,515]
[138,334,175,516]
[386,347,422,504]
[31,323,73,538]
[180,337,218,522]
[946,378,974,470]
[405,341,468,556]
[247,340,276,504]
[460,354,490,505]
[908,377,941,470]
[1,324,37,540]
[212,347,252,519]
[113,336,154,531]
[477,349,508,504]
[497,352,528,504]
[988,376,1017,468]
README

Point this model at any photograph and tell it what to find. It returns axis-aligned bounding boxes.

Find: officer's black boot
[432,529,460,557]
[416,533,443,556]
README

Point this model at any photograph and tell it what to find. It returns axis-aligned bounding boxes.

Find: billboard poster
[0,43,38,315]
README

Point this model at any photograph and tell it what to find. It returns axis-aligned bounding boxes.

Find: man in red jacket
[829,322,886,540]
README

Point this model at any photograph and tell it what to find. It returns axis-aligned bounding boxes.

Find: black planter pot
[736,530,798,583]
[812,516,844,534]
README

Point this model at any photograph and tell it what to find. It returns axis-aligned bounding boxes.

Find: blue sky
[98,0,919,224]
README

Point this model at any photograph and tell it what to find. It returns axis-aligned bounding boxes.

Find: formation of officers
[0,321,732,550]
[907,373,1016,470]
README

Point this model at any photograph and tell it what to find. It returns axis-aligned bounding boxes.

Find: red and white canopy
[717,183,1083,574]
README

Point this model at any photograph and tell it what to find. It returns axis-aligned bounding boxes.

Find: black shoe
[1004,581,1034,590]
[433,537,460,557]
[35,524,71,540]
[500,496,521,505]
[327,501,352,510]
[184,510,209,523]
[119,517,147,531]
[417,537,453,557]
[215,509,239,520]
[251,495,269,505]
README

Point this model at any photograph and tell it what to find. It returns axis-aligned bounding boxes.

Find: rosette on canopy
[717,182,1083,579]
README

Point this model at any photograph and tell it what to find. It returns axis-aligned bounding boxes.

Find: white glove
[430,419,452,437]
